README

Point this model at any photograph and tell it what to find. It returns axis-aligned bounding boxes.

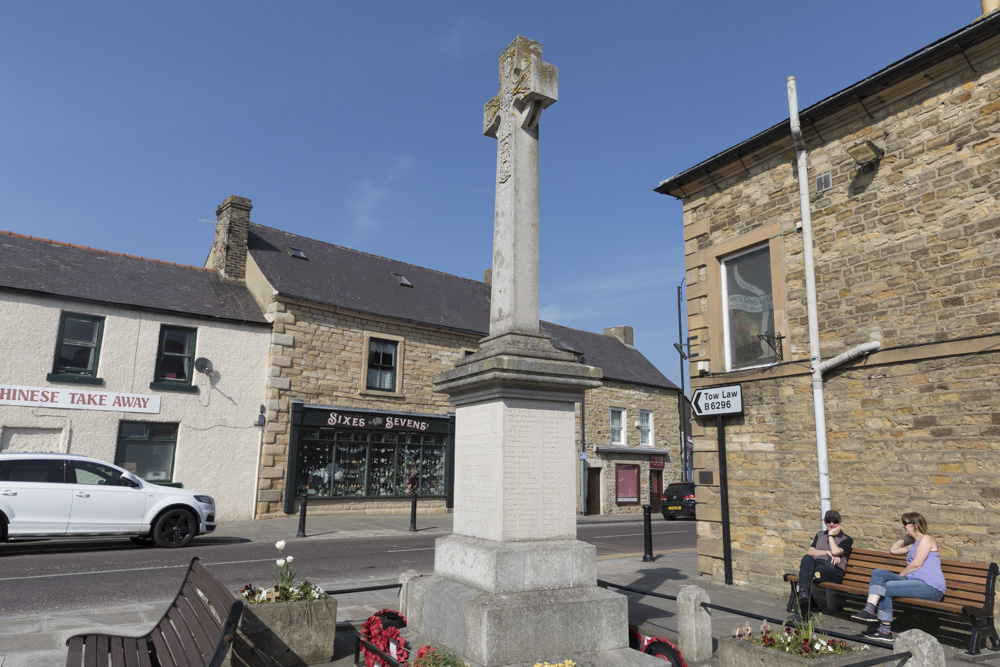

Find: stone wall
[584,380,682,515]
[680,35,1000,588]
[257,298,476,517]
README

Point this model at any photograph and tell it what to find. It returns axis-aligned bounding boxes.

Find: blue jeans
[868,568,945,623]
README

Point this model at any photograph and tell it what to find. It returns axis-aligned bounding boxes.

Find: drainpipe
[787,77,881,525]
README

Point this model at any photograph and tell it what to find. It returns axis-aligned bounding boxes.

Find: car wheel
[0,515,7,542]
[130,536,155,547]
[152,509,197,548]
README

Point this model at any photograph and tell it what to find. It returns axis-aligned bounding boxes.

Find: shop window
[615,464,639,503]
[721,244,776,371]
[150,326,197,392]
[639,410,653,446]
[115,422,178,483]
[362,334,404,395]
[297,430,447,498]
[610,408,625,445]
[48,312,104,385]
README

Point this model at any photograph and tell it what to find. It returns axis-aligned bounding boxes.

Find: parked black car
[660,482,695,520]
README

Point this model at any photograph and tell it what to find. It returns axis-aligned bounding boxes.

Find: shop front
[283,402,454,514]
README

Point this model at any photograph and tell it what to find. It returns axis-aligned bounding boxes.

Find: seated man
[793,510,853,620]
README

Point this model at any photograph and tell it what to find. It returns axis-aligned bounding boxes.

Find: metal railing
[324,582,403,596]
[597,579,913,665]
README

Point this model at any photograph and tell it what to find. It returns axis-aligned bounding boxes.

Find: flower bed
[718,618,873,666]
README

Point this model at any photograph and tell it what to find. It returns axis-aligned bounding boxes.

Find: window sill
[149,382,198,393]
[359,388,404,399]
[46,373,104,386]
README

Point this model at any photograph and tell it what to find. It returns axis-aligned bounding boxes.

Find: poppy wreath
[382,625,409,665]
[361,609,409,667]
[641,635,686,666]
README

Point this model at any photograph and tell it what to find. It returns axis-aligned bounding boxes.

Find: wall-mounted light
[847,140,884,170]
[255,404,266,428]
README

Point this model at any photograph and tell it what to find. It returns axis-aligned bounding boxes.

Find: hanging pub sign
[649,456,665,469]
[300,407,451,435]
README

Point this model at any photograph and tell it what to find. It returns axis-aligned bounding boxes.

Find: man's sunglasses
[825,519,840,525]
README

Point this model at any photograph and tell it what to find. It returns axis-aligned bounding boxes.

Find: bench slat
[173,588,218,660]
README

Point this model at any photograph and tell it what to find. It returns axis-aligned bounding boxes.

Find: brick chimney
[483,268,492,285]
[209,195,252,281]
[983,0,1000,16]
[604,326,634,346]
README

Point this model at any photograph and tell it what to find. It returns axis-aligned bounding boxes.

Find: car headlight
[194,495,215,505]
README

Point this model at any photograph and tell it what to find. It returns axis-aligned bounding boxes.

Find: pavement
[1,512,997,667]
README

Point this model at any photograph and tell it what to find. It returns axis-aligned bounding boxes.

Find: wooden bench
[784,547,999,655]
[66,557,243,667]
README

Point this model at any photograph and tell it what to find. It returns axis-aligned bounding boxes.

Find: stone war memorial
[401,36,666,667]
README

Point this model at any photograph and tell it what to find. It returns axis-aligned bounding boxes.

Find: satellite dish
[194,357,213,375]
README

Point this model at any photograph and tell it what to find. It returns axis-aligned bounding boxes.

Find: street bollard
[409,489,418,532]
[642,504,655,562]
[297,485,309,538]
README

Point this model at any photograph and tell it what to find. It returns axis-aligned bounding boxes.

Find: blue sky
[0,1,982,386]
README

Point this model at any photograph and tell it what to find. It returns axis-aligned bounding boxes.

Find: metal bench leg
[786,581,799,613]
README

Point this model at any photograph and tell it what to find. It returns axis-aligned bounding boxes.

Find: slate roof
[0,231,269,325]
[248,224,677,390]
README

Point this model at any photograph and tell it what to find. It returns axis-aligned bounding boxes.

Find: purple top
[906,541,947,593]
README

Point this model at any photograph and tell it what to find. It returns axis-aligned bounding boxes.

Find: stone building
[655,8,1000,589]
[207,196,681,519]
[0,231,271,520]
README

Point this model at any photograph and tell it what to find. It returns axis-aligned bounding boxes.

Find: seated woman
[850,512,946,644]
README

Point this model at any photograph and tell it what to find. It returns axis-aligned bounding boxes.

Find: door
[0,458,72,536]
[67,460,146,533]
[585,467,601,515]
[650,469,662,505]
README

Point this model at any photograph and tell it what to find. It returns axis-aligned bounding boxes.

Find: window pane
[117,444,174,481]
[397,445,421,494]
[3,460,63,483]
[149,423,177,440]
[639,410,652,446]
[119,423,147,439]
[299,442,334,497]
[59,345,94,371]
[72,461,120,485]
[610,409,624,444]
[420,446,445,495]
[616,465,639,502]
[724,246,776,370]
[64,319,99,344]
[157,355,190,381]
[369,444,397,496]
[162,330,192,355]
[331,443,366,496]
[366,339,397,390]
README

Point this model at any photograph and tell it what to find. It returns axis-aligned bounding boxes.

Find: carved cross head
[483,36,558,137]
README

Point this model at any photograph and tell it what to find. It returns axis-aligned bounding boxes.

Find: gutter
[655,11,1000,197]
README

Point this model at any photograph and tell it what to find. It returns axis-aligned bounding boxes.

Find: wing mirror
[119,472,142,488]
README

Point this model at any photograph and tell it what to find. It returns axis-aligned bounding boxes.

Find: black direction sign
[691,384,743,418]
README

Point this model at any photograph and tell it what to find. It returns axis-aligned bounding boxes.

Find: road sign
[691,384,743,418]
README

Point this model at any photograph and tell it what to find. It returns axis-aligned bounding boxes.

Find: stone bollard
[677,585,713,662]
[894,629,945,667]
[398,570,422,618]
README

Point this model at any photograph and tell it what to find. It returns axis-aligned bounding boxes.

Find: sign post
[691,384,743,585]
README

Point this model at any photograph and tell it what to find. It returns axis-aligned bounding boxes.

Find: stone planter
[717,636,885,667]
[227,596,338,667]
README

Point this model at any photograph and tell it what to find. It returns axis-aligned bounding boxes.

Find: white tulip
[286,556,294,563]
[275,540,286,550]
[276,559,286,567]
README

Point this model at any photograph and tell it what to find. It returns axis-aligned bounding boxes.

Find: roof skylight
[287,247,307,260]
[393,272,413,287]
